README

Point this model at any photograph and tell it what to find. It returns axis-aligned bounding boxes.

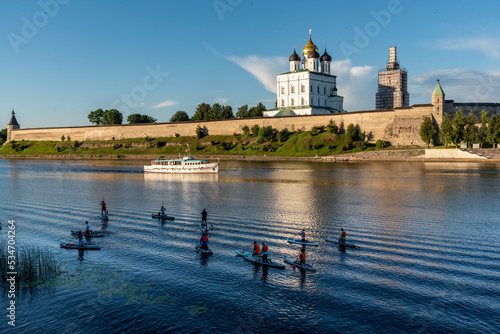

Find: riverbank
[2,148,500,162]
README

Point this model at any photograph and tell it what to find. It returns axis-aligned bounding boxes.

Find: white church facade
[264,32,345,117]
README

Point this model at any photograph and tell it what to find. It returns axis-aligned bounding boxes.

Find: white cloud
[410,69,500,103]
[434,37,500,60]
[153,100,178,109]
[225,55,288,93]
[331,60,378,111]
[214,97,228,105]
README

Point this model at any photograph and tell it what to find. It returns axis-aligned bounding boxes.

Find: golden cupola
[302,31,319,57]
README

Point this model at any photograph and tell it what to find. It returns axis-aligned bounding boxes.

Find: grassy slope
[0,131,404,157]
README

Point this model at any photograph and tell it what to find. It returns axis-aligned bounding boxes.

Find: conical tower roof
[8,109,19,126]
[432,80,445,96]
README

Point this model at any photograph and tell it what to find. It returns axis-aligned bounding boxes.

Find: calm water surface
[0,159,499,333]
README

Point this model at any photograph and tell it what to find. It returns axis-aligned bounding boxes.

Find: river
[0,159,499,333]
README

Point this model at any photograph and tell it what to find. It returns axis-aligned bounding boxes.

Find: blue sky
[2,0,500,128]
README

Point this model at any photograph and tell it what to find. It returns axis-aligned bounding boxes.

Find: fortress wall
[9,106,433,146]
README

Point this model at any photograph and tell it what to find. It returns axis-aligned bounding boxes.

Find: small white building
[264,31,344,117]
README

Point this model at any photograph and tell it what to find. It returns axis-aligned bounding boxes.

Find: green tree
[127,113,157,124]
[251,124,260,136]
[195,125,205,139]
[420,116,438,148]
[478,110,489,146]
[88,108,104,125]
[236,104,249,118]
[463,110,479,147]
[0,128,7,144]
[170,110,190,122]
[242,125,250,135]
[248,102,266,117]
[221,105,234,119]
[192,103,211,121]
[439,113,453,148]
[345,124,358,143]
[451,110,466,146]
[258,126,277,143]
[327,119,338,134]
[209,103,223,120]
[102,109,123,125]
[487,114,500,146]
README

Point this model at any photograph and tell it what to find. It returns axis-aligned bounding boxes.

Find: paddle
[292,253,300,268]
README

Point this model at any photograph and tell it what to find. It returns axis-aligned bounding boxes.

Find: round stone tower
[7,109,20,142]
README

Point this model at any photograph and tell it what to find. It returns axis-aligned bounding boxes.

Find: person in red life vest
[200,232,209,250]
[338,228,347,245]
[299,247,306,265]
[252,241,261,257]
[261,242,269,262]
[101,200,107,214]
[298,228,306,243]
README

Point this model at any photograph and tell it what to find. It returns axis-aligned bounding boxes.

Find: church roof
[289,48,301,61]
[8,110,19,126]
[321,49,331,62]
[302,32,319,56]
[308,48,320,59]
[432,81,445,96]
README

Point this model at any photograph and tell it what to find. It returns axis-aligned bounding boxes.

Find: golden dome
[302,32,319,56]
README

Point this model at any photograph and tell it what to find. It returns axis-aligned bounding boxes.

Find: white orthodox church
[264,31,345,117]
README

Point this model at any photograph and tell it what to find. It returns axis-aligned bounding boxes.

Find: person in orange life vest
[339,228,347,244]
[298,228,306,243]
[299,247,306,265]
[261,242,269,262]
[101,200,107,214]
[200,232,209,250]
[252,241,261,256]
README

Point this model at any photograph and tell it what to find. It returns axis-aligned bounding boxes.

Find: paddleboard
[100,213,109,221]
[243,255,285,269]
[235,250,252,257]
[196,246,213,255]
[60,243,101,250]
[152,214,175,220]
[71,230,104,238]
[286,238,319,246]
[325,237,356,247]
[283,256,317,271]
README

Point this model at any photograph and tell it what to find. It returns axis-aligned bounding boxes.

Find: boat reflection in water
[143,172,219,183]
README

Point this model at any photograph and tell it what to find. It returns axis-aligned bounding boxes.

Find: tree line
[420,109,500,148]
[87,102,267,125]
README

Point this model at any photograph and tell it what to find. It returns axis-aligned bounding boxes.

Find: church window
[291,86,295,93]
[318,99,320,105]
[281,99,285,107]
[291,98,294,106]
[301,97,305,105]
[301,85,305,93]
[281,86,285,94]
[310,85,313,92]
[317,86,320,93]
[310,98,313,105]
[324,87,326,94]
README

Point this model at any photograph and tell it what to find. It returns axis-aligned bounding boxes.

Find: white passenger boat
[144,155,219,174]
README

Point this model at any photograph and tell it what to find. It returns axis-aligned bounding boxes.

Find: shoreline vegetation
[1,127,500,162]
